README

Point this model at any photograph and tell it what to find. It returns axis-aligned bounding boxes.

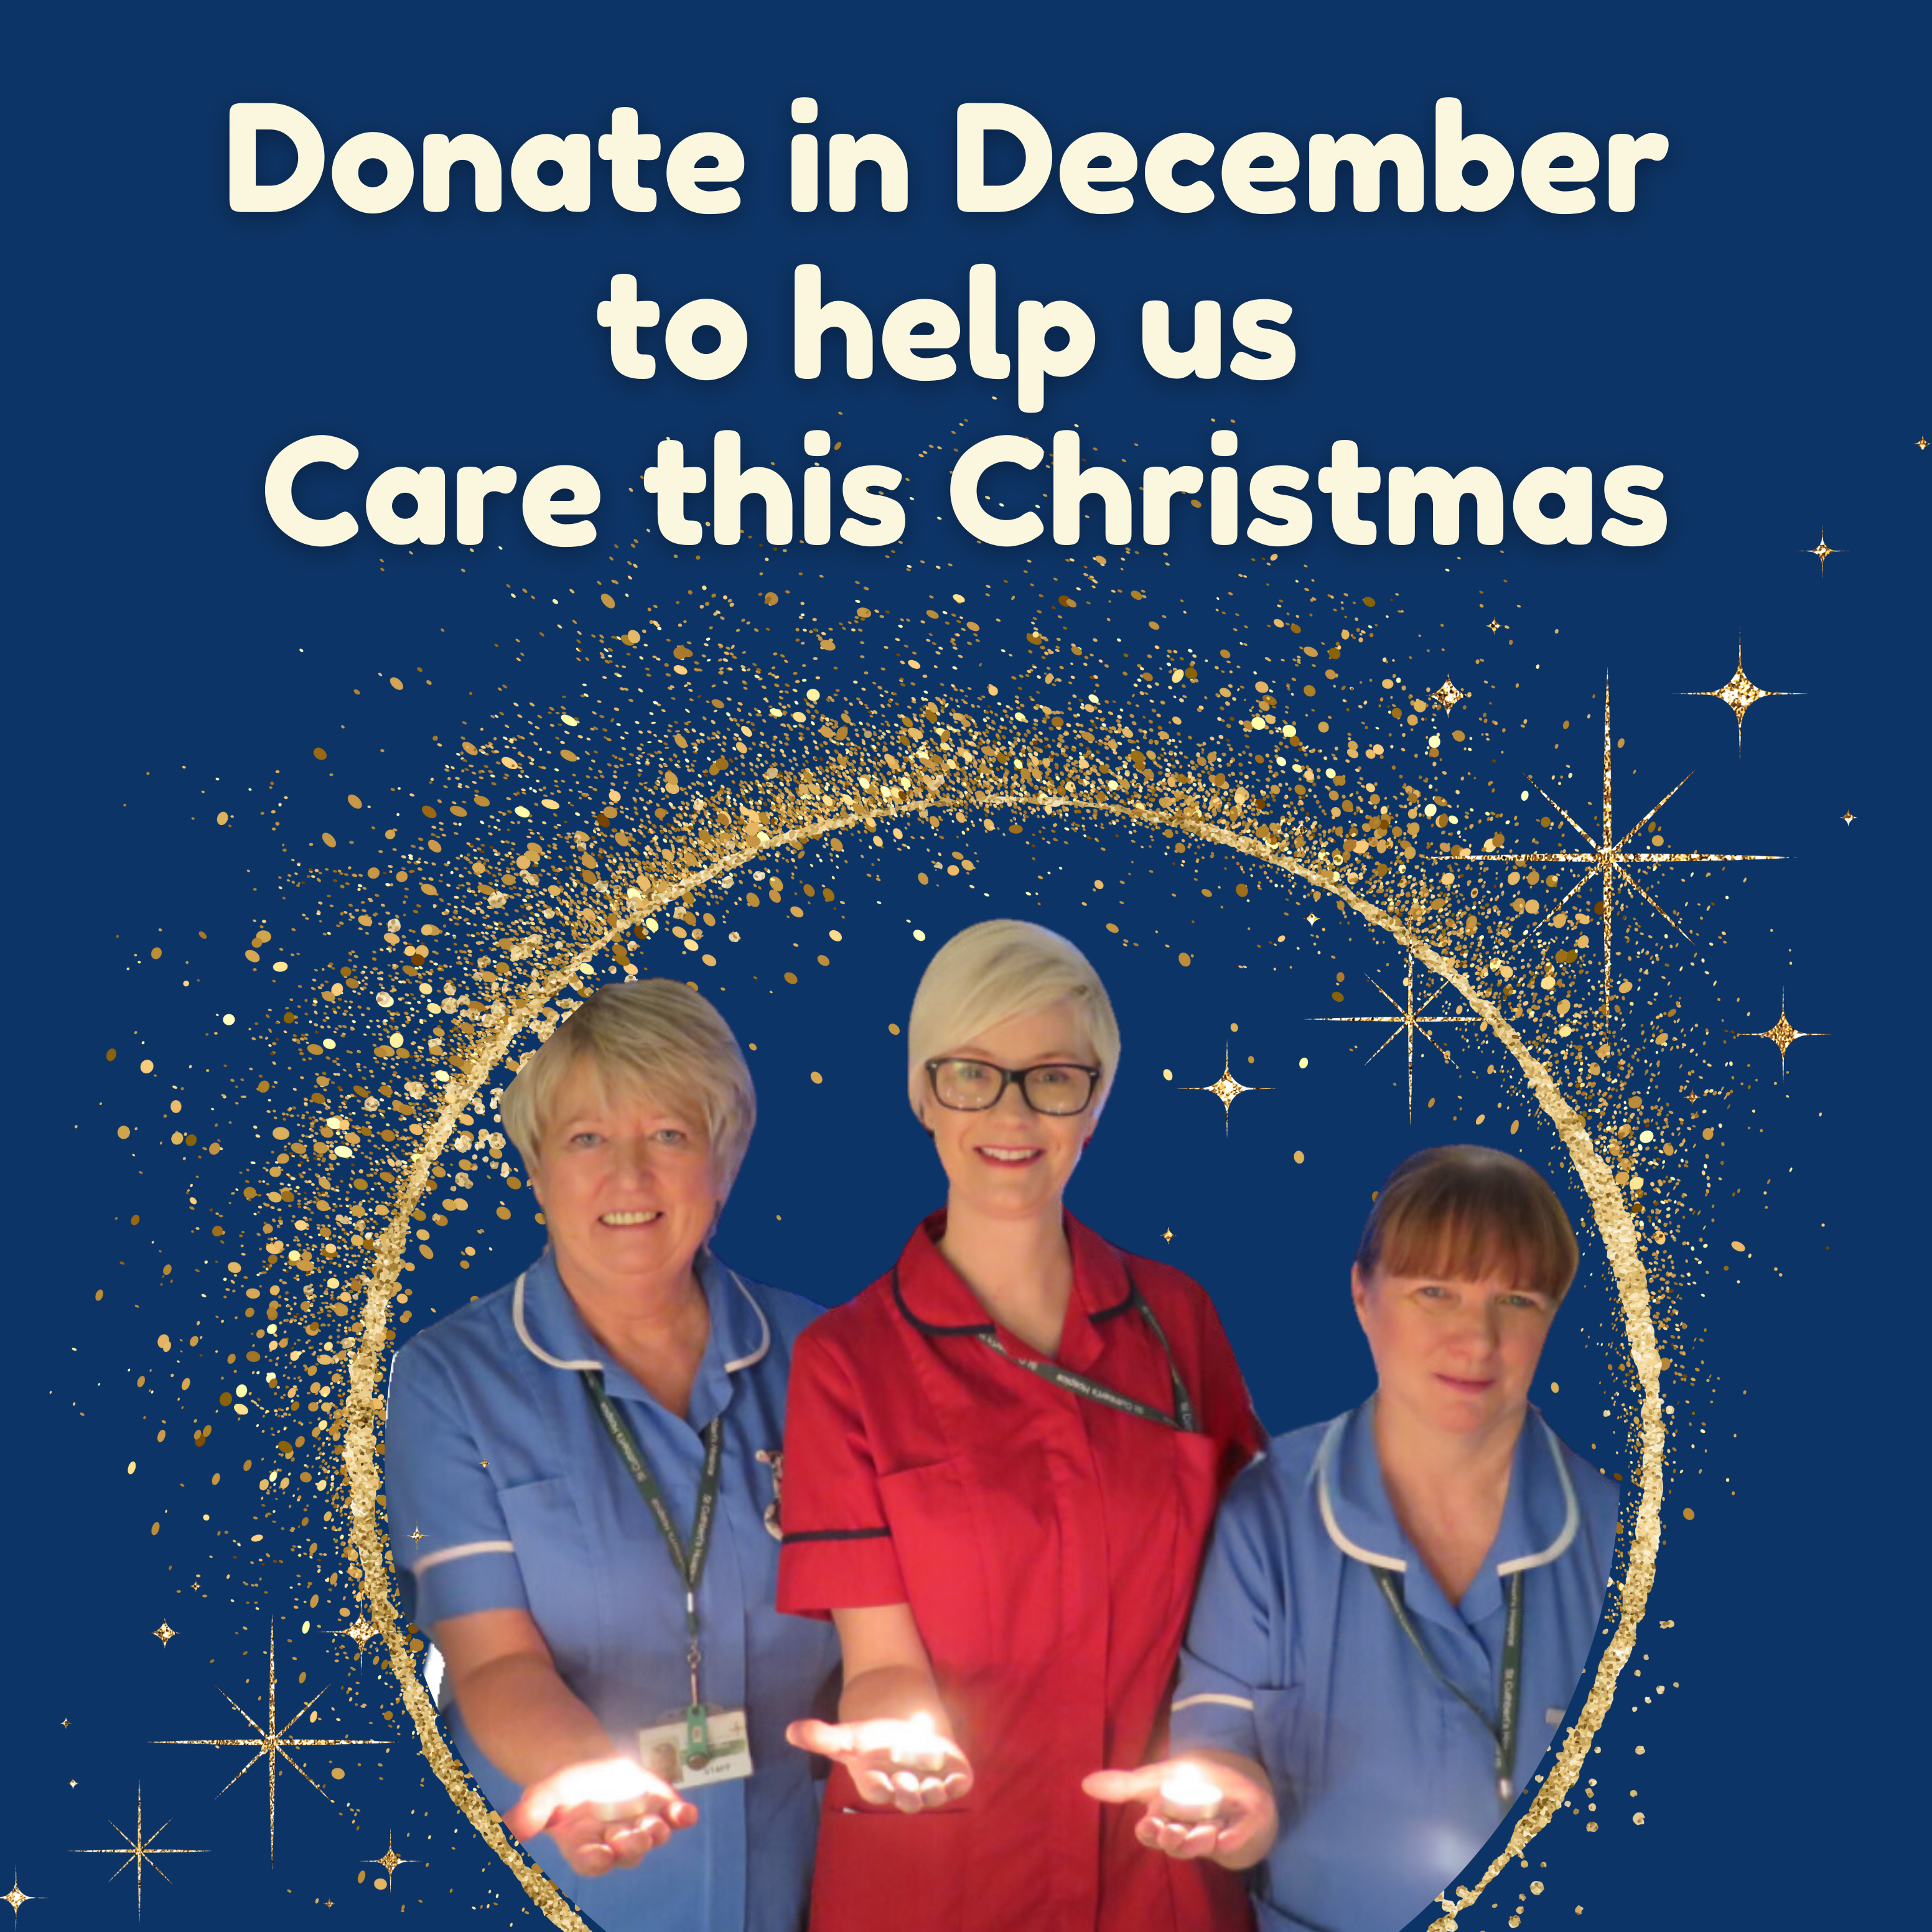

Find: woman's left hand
[1082,1753,1279,1870]
[786,1717,974,1812]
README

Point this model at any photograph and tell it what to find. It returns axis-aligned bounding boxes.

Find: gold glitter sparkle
[1803,526,1842,572]
[1684,633,1798,752]
[1312,940,1483,1118]
[1841,811,1857,826]
[152,1622,175,1646]
[1471,683,1783,1014]
[4,1872,37,1920]
[1750,990,1824,1079]
[1433,679,1467,710]
[73,1786,207,1919]
[154,1628,388,1858]
[1185,1047,1267,1131]
[366,1834,415,1891]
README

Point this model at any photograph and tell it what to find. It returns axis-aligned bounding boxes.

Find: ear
[1350,1262,1374,1332]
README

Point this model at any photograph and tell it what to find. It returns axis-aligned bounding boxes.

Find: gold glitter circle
[340,778,1659,1931]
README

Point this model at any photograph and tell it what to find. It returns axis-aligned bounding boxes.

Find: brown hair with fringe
[1355,1145,1579,1300]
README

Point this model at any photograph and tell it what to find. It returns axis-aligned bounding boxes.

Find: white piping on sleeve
[1495,1420,1580,1575]
[511,1272,603,1372]
[413,1539,516,1575]
[1171,1692,1257,1713]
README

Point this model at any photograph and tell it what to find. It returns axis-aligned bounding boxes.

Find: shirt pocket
[812,1806,973,1931]
[495,1477,599,1679]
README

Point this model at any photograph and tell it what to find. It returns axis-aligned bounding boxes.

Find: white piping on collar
[1495,1418,1579,1575]
[510,1266,772,1376]
[510,1272,602,1372]
[719,1269,772,1374]
[1316,1406,1582,1579]
[1315,1412,1409,1572]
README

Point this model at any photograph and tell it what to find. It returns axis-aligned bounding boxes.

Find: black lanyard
[1371,1565,1524,1811]
[581,1369,724,1762]
[894,1267,1197,1433]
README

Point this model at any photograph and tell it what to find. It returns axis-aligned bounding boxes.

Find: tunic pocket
[811,1806,973,1932]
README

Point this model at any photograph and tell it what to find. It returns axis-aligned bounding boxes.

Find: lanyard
[978,1287,1198,1432]
[892,1262,1198,1433]
[1371,1566,1524,1811]
[581,1369,724,1764]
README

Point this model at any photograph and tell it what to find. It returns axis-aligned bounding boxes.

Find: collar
[1313,1399,1579,1623]
[890,1208,1135,1376]
[511,1246,771,1426]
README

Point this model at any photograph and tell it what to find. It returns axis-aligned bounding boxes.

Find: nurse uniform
[385,1248,842,1932]
[1169,1400,1620,1932]
[777,1210,1266,1932]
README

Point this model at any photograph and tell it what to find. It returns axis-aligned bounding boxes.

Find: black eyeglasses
[924,1058,1103,1116]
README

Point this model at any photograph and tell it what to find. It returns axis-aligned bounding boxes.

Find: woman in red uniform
[778,920,1264,1932]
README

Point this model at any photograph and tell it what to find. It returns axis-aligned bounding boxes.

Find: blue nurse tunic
[385,1248,841,1932]
[1169,1401,1620,1932]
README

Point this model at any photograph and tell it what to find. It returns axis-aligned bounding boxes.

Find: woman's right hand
[504,1756,699,1877]
[786,1717,974,1813]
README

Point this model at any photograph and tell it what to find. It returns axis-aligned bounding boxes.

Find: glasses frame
[923,1057,1104,1116]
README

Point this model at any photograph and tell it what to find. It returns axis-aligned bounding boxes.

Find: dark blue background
[6,2,1923,1928]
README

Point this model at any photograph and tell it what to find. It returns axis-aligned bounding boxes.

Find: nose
[612,1136,658,1188]
[1447,1299,1503,1360]
[990,1073,1036,1121]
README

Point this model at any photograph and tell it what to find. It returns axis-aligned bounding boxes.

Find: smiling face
[918,1002,1099,1225]
[529,1055,721,1303]
[1351,1261,1556,1439]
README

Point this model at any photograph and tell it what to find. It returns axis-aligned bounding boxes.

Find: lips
[600,1210,663,1226]
[974,1146,1043,1165]
[1435,1373,1496,1393]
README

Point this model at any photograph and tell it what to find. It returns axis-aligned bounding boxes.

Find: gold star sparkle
[1434,679,1467,710]
[152,1623,175,1646]
[1470,682,1783,1015]
[1749,991,1824,1079]
[73,1786,207,1919]
[342,1613,378,1659]
[1686,633,1798,752]
[1312,941,1483,1119]
[365,1834,415,1892]
[154,1628,388,1858]
[1486,620,1501,633]
[1916,436,1928,451]
[1185,1048,1269,1132]
[1162,1228,1174,1243]
[4,1870,38,1920]
[1841,811,1856,826]
[1802,526,1842,573]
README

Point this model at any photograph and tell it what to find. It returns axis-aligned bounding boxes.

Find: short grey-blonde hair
[501,979,757,1195]
[907,920,1121,1116]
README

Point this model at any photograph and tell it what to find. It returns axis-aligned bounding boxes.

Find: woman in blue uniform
[1087,1146,1620,1932]
[384,979,839,1932]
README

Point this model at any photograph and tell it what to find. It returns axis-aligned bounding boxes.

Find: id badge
[638,1707,754,1790]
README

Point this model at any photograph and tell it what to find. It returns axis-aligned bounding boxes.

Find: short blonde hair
[1355,1146,1579,1300]
[907,920,1121,1116]
[501,979,757,1195]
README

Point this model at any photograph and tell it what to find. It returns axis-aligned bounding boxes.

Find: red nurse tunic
[777,1211,1265,1932]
